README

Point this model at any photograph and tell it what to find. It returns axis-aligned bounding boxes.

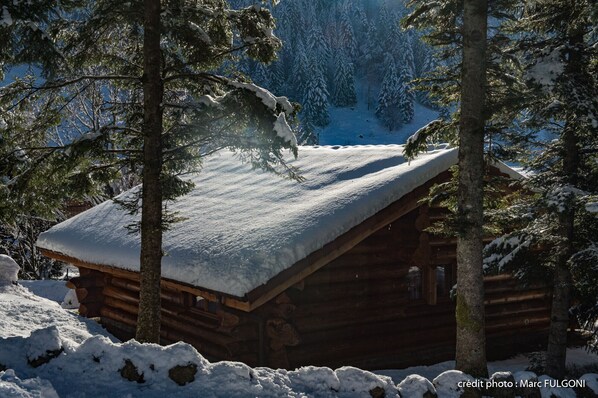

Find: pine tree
[302,58,330,127]
[376,57,402,131]
[403,0,495,377]
[306,24,330,66]
[339,8,357,61]
[292,40,310,102]
[331,51,356,107]
[397,68,414,123]
[1,0,298,342]
[483,0,598,378]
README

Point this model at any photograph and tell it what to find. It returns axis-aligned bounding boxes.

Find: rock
[120,359,144,383]
[26,326,63,368]
[369,386,386,398]
[0,363,6,371]
[0,254,20,283]
[398,374,437,398]
[433,370,482,398]
[168,363,198,386]
[485,372,516,398]
[513,371,541,398]
[28,348,63,368]
[577,374,598,398]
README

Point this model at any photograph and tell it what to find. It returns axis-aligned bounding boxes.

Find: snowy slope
[319,101,439,146]
[0,282,114,342]
[37,145,460,297]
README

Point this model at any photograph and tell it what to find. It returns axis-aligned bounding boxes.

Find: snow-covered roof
[37,145,521,298]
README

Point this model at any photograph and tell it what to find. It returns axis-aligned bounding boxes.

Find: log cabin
[37,145,551,370]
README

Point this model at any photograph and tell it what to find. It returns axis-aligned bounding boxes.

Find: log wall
[68,270,265,366]
[262,204,551,370]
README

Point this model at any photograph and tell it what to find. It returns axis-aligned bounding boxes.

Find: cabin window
[436,264,456,298]
[407,266,423,300]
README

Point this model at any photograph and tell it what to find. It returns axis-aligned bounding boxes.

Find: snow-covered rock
[398,374,437,398]
[579,373,598,397]
[538,375,576,398]
[0,255,20,283]
[514,371,541,398]
[433,370,480,398]
[60,289,79,309]
[0,370,59,398]
[287,366,341,395]
[335,366,399,397]
[25,327,63,368]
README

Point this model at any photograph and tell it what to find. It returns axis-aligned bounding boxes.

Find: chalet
[36,145,551,370]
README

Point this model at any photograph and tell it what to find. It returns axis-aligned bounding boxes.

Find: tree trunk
[545,33,582,378]
[454,0,488,378]
[136,0,163,343]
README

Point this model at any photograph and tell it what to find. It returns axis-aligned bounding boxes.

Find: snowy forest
[0,0,598,397]
[230,0,432,139]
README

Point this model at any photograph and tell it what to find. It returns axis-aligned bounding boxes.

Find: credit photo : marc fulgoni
[457,378,587,389]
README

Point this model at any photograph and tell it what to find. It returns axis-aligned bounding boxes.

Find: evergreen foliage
[331,51,356,107]
[302,58,330,127]
[482,0,598,376]
[376,57,402,131]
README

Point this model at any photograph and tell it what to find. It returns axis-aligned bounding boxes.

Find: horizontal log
[484,289,549,305]
[160,328,236,360]
[76,287,103,303]
[486,299,551,317]
[287,324,458,366]
[109,276,140,292]
[295,279,408,303]
[67,276,105,290]
[99,316,136,341]
[304,264,410,286]
[99,306,255,360]
[185,306,242,329]
[160,315,243,349]
[486,316,550,334]
[291,292,411,317]
[103,285,138,304]
[78,268,104,278]
[100,305,137,327]
[79,302,102,317]
[484,274,516,282]
[323,253,412,270]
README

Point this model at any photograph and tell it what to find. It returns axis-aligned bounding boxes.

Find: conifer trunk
[136,0,163,343]
[545,33,583,379]
[455,0,488,378]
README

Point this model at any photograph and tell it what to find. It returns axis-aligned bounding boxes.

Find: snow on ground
[376,348,598,384]
[0,282,114,342]
[318,89,439,146]
[1,280,598,397]
[17,280,69,304]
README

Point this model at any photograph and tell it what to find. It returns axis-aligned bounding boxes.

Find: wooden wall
[69,268,265,366]
[260,205,551,370]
